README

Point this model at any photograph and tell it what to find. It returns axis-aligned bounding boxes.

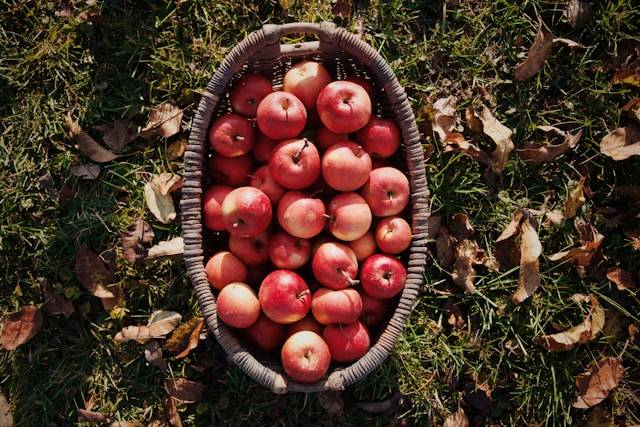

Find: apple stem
[323,213,334,220]
[232,219,244,228]
[340,269,359,286]
[292,138,310,164]
[234,135,245,141]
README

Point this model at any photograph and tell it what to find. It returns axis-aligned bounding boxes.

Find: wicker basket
[181,22,429,394]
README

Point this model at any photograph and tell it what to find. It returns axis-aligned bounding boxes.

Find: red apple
[361,254,407,299]
[281,331,331,383]
[311,287,362,325]
[361,167,410,217]
[259,270,311,324]
[203,185,232,231]
[277,191,326,239]
[253,134,278,163]
[347,231,377,262]
[359,292,389,327]
[256,91,307,140]
[355,118,401,159]
[321,141,372,191]
[344,76,375,99]
[217,282,260,328]
[326,192,372,241]
[285,315,324,338]
[249,165,286,204]
[209,154,252,187]
[315,126,347,152]
[310,234,333,258]
[312,242,358,289]
[208,113,255,157]
[269,138,320,190]
[375,216,412,254]
[221,187,272,237]
[323,321,370,362]
[229,73,273,117]
[316,81,372,133]
[283,61,332,110]
[205,251,248,290]
[228,231,270,266]
[243,313,285,351]
[268,232,311,270]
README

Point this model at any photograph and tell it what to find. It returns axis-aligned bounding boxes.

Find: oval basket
[182,21,429,394]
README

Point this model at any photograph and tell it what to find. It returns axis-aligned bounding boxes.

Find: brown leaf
[512,215,542,304]
[165,397,182,427]
[0,306,43,350]
[148,420,169,427]
[549,219,604,267]
[65,112,120,163]
[278,0,296,9]
[145,340,168,372]
[517,126,583,162]
[70,163,101,180]
[165,317,205,359]
[150,173,183,196]
[612,69,640,87]
[164,378,204,404]
[603,309,626,343]
[354,392,404,416]
[144,182,176,224]
[495,210,524,269]
[100,285,124,313]
[74,246,116,299]
[167,140,187,161]
[141,104,183,139]
[477,106,514,174]
[331,0,351,19]
[543,209,564,227]
[78,408,110,423]
[110,422,143,427]
[0,391,12,427]
[431,97,465,145]
[100,119,138,151]
[444,298,466,329]
[572,357,623,409]
[553,38,586,49]
[317,391,345,417]
[436,225,456,267]
[427,214,442,240]
[450,213,474,241]
[565,0,592,29]
[40,279,74,317]
[622,98,640,123]
[115,311,182,344]
[121,220,155,264]
[600,125,640,160]
[146,237,184,261]
[443,407,469,427]
[606,267,637,290]
[563,177,586,219]
[618,185,640,203]
[443,138,492,166]
[465,107,483,133]
[515,18,554,81]
[585,405,614,427]
[539,295,605,351]
[452,240,484,294]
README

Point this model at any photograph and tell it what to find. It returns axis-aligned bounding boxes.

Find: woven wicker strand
[182,22,429,394]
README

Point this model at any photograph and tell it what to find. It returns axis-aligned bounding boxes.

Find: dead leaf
[144,182,176,224]
[585,405,614,427]
[54,6,73,18]
[146,237,184,261]
[427,214,442,240]
[100,119,138,151]
[110,422,143,427]
[74,246,116,299]
[39,279,74,317]
[444,298,466,329]
[443,407,469,427]
[452,240,484,294]
[115,311,182,344]
[331,0,351,19]
[603,309,626,343]
[0,306,43,350]
[436,225,456,267]
[100,285,124,312]
[38,173,57,198]
[629,324,639,342]
[70,163,101,180]
[450,213,474,241]
[355,392,404,416]
[606,267,637,290]
[121,220,154,264]
[553,38,586,49]
[141,104,183,139]
[278,0,296,9]
[564,177,586,219]
[167,140,187,161]
[572,358,623,409]
[518,126,583,162]
[495,210,525,269]
[515,18,554,81]
[443,138,492,166]
[477,106,514,174]
[65,112,120,163]
[165,317,204,359]
[145,340,168,372]
[512,215,542,304]
[164,378,204,404]
[431,97,466,145]
[0,391,12,427]
[622,98,640,123]
[317,391,345,417]
[612,69,640,87]
[538,295,605,351]
[549,218,604,268]
[78,408,109,423]
[565,0,592,29]
[165,397,182,427]
[150,173,183,196]
[600,125,640,160]
[465,107,483,133]
[543,209,564,227]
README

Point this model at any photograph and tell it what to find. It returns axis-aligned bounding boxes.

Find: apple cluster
[202,61,412,384]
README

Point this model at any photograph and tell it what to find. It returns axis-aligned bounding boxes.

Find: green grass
[1,0,639,425]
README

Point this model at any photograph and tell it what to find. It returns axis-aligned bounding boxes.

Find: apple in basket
[249,165,286,204]
[281,331,331,383]
[375,216,412,255]
[326,192,372,242]
[314,126,347,152]
[221,187,272,237]
[216,282,260,329]
[360,254,407,299]
[283,60,332,111]
[259,270,311,324]
[323,321,371,362]
[229,73,273,117]
[243,313,285,352]
[321,140,372,192]
[347,231,377,262]
[269,138,320,190]
[256,91,307,140]
[316,81,372,134]
[311,287,362,325]
[277,191,326,239]
[228,231,270,267]
[355,118,401,159]
[268,231,311,270]
[359,291,389,327]
[361,167,410,217]
[285,315,324,338]
[208,113,256,157]
[209,153,253,187]
[253,133,278,163]
[205,251,248,290]
[312,242,359,289]
[203,184,232,231]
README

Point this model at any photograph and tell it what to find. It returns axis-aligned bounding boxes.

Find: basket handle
[262,22,337,44]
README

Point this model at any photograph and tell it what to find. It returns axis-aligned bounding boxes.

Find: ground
[1,0,639,426]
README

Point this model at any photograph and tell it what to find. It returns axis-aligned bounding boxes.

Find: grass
[1,0,639,425]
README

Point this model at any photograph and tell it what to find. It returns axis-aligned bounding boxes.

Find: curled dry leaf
[0,305,43,351]
[465,107,483,133]
[543,209,564,227]
[477,107,514,174]
[167,140,187,161]
[145,340,168,372]
[65,112,120,163]
[144,182,176,224]
[553,38,586,49]
[444,298,466,329]
[331,0,351,19]
[147,237,184,261]
[354,392,404,416]
[431,97,465,144]
[622,98,640,123]
[600,125,640,160]
[518,126,583,162]
[141,104,183,139]
[612,70,640,87]
[0,391,12,427]
[278,0,296,9]
[165,397,182,427]
[114,311,182,344]
[150,173,183,196]
[99,119,138,151]
[549,218,604,267]
[606,267,637,290]
[427,214,442,240]
[78,408,109,423]
[100,285,124,313]
[436,225,456,267]
[443,407,469,427]
[40,278,74,317]
[317,391,345,417]
[514,18,554,81]
[443,138,491,166]
[121,219,155,264]
[165,317,205,359]
[538,294,604,351]
[572,357,623,409]
[450,213,474,241]
[512,214,542,304]
[70,163,101,180]
[164,378,204,404]
[74,246,116,299]
[495,210,524,269]
[452,240,484,294]
[563,177,586,219]
[564,0,592,29]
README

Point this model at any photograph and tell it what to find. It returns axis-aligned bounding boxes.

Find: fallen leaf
[565,0,592,28]
[74,246,116,299]
[278,0,296,9]
[165,397,182,427]
[606,267,637,290]
[331,0,351,19]
[443,407,469,427]
[443,138,492,166]
[100,285,124,313]
[452,240,484,294]
[109,422,143,427]
[65,113,120,163]
[0,391,12,427]
[553,38,586,49]
[564,177,586,219]
[612,69,640,87]
[629,324,639,342]
[624,226,640,250]
[622,98,640,123]
[121,220,155,264]
[145,340,168,372]
[99,119,138,151]
[549,218,604,268]
[38,173,58,198]
[517,126,583,162]
[317,391,345,417]
[150,173,183,196]
[436,225,456,267]
[167,140,187,161]
[585,405,614,427]
[539,295,605,351]
[495,210,525,269]
[543,209,564,227]
[431,97,465,145]
[145,182,176,224]
[427,214,442,239]
[39,278,74,317]
[515,18,554,81]
[450,213,474,241]
[147,237,184,261]
[477,106,514,174]
[164,378,204,404]
[355,392,404,416]
[141,104,183,139]
[600,125,640,160]
[572,358,623,409]
[115,311,182,344]
[512,215,542,304]
[423,143,435,162]
[603,309,626,343]
[70,163,101,180]
[78,408,109,423]
[465,107,483,133]
[165,317,205,359]
[0,306,43,351]
[55,6,73,18]
[444,298,466,329]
